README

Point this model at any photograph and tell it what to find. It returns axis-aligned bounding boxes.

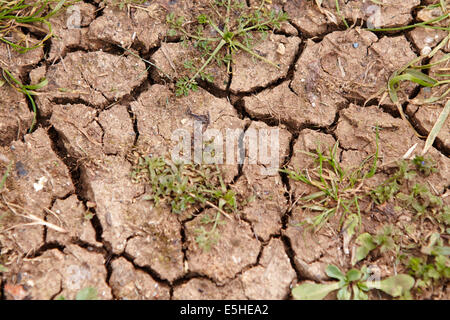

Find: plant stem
[190,38,227,82]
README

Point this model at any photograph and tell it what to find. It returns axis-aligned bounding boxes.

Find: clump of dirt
[336,104,449,192]
[36,51,147,116]
[173,278,246,300]
[109,257,171,300]
[185,209,261,285]
[124,200,185,283]
[1,0,448,301]
[0,128,74,254]
[0,85,33,147]
[232,121,291,241]
[283,0,419,37]
[130,84,247,182]
[46,195,100,246]
[240,238,296,299]
[2,245,111,300]
[407,51,450,154]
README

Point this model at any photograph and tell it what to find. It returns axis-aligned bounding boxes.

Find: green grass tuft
[165,0,288,96]
[131,156,238,250]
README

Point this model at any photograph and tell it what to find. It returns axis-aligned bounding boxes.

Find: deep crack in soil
[0,0,449,301]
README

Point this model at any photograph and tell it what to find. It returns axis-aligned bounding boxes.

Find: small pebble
[276,43,286,55]
[15,161,28,177]
[86,201,96,208]
[421,46,432,56]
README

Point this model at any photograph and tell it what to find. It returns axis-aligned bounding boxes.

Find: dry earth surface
[0,0,449,300]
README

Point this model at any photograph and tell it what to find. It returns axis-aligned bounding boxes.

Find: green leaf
[388,69,437,104]
[422,100,450,156]
[24,78,48,91]
[325,264,346,281]
[0,264,8,272]
[404,69,438,87]
[51,1,67,15]
[292,282,340,300]
[365,274,415,297]
[421,233,447,255]
[75,287,98,300]
[431,246,450,256]
[352,233,377,265]
[337,286,351,300]
[352,285,368,300]
[346,269,362,282]
[197,14,208,24]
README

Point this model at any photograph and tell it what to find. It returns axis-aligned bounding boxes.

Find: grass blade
[421,100,450,155]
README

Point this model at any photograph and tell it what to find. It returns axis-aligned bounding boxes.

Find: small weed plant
[131,156,238,250]
[165,0,288,96]
[292,264,414,300]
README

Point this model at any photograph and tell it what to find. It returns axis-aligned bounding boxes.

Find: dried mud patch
[172,277,246,300]
[109,257,171,300]
[242,29,417,131]
[0,128,74,254]
[150,42,230,92]
[46,2,97,62]
[36,51,147,117]
[240,238,296,300]
[1,0,449,301]
[124,201,184,283]
[185,209,261,285]
[80,155,143,254]
[2,245,111,300]
[46,195,100,247]
[291,29,416,114]
[229,34,301,94]
[232,121,291,241]
[131,84,246,182]
[0,85,33,147]
[151,34,300,94]
[283,104,449,285]
[336,104,449,193]
[88,1,202,53]
[0,35,43,76]
[283,0,419,37]
[406,51,450,154]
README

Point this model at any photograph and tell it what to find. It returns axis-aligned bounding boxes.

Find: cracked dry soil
[0,0,449,300]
